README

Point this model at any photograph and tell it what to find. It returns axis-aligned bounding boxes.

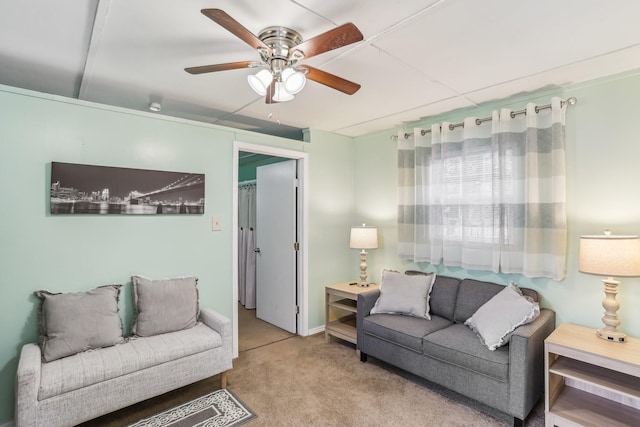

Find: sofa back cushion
[453,279,539,323]
[454,279,502,323]
[405,272,460,321]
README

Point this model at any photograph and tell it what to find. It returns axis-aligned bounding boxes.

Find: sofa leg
[513,417,523,427]
[360,352,367,363]
[220,371,228,389]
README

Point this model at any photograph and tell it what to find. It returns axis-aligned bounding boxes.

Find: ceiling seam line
[330,95,463,132]
[368,44,480,109]
[211,98,265,124]
[335,41,640,133]
[464,42,640,99]
[311,0,450,69]
[78,0,111,100]
[289,0,336,26]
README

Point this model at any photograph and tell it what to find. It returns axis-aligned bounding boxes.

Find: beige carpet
[81,333,544,427]
[227,334,544,427]
[238,303,295,352]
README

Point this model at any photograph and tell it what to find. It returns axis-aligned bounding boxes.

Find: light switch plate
[212,216,222,231]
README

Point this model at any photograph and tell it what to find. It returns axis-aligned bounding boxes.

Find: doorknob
[254,248,261,253]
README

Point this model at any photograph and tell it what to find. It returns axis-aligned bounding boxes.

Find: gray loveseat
[15,276,233,427]
[357,273,555,427]
[15,308,232,427]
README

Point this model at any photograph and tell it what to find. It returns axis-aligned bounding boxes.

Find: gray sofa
[357,274,555,427]
[15,308,232,427]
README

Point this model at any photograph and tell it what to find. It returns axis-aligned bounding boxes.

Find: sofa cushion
[453,279,506,323]
[465,283,540,350]
[405,272,461,321]
[429,276,461,321]
[423,323,510,381]
[363,313,452,352]
[132,275,199,337]
[34,285,124,362]
[38,322,221,400]
[370,270,436,319]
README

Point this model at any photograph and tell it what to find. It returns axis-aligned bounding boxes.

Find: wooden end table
[325,282,378,353]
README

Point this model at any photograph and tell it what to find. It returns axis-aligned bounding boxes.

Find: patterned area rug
[127,389,256,427]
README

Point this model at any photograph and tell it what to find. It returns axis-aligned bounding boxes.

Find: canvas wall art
[50,162,205,215]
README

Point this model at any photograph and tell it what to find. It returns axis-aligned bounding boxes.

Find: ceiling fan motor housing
[258,26,303,63]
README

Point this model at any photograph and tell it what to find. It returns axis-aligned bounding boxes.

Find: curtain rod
[391,96,577,141]
[239,179,256,187]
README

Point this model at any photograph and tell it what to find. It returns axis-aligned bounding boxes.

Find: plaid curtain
[398,97,567,280]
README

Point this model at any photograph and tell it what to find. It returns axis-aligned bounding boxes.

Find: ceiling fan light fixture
[273,81,294,102]
[247,69,273,96]
[282,67,306,95]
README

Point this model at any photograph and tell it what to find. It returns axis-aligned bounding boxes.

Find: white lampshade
[579,232,640,343]
[247,69,273,96]
[579,234,640,277]
[272,81,294,102]
[350,226,378,250]
[282,67,306,95]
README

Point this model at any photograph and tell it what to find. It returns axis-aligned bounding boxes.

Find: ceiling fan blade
[292,23,363,59]
[185,61,257,74]
[304,66,361,95]
[201,9,268,51]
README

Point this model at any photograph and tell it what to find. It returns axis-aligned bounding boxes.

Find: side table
[325,282,378,353]
[545,323,640,426]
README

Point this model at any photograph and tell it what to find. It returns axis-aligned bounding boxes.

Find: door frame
[232,141,309,357]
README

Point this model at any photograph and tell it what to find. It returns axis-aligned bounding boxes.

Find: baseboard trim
[307,325,325,336]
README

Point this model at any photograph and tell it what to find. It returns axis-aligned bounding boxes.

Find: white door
[255,160,297,333]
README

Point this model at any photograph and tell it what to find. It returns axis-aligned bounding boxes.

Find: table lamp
[579,230,640,342]
[350,224,378,286]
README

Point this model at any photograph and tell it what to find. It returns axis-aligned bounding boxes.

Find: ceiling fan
[185,9,364,104]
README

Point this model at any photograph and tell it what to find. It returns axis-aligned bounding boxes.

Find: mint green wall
[0,87,353,423]
[304,129,356,328]
[354,70,640,339]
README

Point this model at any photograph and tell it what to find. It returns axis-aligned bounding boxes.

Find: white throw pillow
[465,283,540,351]
[370,270,436,319]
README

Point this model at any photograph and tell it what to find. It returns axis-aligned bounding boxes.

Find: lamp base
[358,250,369,285]
[357,281,370,287]
[597,277,626,343]
[596,328,626,343]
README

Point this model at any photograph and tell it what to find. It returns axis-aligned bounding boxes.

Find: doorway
[232,142,309,357]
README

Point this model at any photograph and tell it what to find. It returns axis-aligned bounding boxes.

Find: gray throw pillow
[465,283,540,351]
[370,270,436,319]
[131,275,199,337]
[34,285,124,362]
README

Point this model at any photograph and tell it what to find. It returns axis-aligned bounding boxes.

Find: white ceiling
[2,0,640,140]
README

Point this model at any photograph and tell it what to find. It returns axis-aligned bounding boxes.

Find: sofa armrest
[16,343,42,427]
[508,308,556,419]
[356,289,380,350]
[200,308,232,360]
